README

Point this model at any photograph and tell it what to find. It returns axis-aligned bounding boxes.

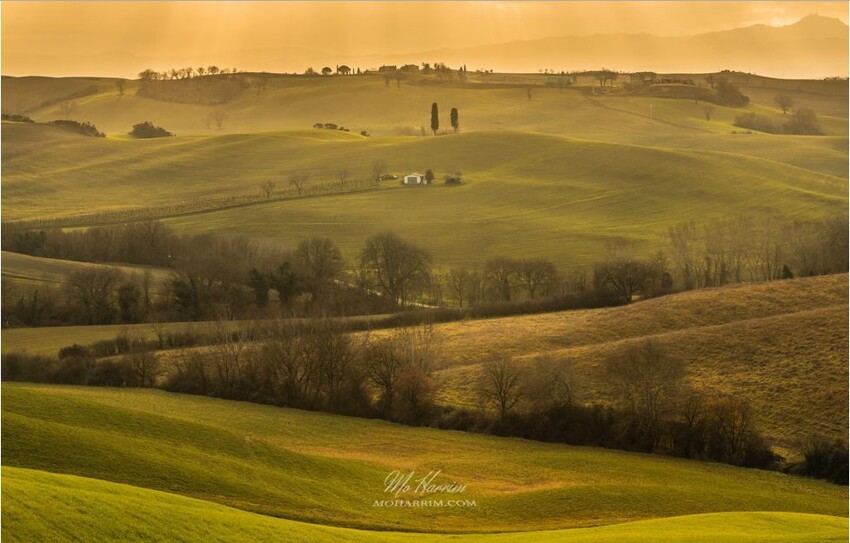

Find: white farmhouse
[403,172,429,185]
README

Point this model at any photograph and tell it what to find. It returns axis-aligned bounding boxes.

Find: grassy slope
[3,384,847,534]
[4,467,847,543]
[1,250,172,292]
[428,274,849,449]
[4,125,844,268]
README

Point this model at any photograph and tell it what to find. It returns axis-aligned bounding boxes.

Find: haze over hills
[1,15,846,79]
[382,15,849,78]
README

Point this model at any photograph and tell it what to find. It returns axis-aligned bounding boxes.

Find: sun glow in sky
[2,1,847,77]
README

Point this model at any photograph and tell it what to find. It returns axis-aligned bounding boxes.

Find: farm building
[403,173,429,185]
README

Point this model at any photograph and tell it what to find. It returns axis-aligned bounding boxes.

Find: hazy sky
[2,1,848,76]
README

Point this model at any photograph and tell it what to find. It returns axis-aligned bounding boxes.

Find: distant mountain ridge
[376,14,847,79]
[1,15,846,79]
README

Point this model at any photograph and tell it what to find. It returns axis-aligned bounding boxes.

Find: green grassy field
[3,74,846,268]
[4,126,845,268]
[4,467,847,543]
[3,384,847,535]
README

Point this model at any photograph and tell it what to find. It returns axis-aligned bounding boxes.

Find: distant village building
[630,72,658,85]
[403,172,429,185]
[400,64,419,73]
[378,65,398,72]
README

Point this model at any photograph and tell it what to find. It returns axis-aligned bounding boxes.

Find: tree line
[4,319,845,484]
[3,212,846,328]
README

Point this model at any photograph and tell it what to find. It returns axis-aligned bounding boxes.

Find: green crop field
[4,467,846,543]
[3,384,847,538]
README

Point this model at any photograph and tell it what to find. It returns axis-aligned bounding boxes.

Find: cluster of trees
[476,341,777,468]
[129,121,174,138]
[137,68,249,105]
[714,78,749,106]
[48,120,104,137]
[735,108,823,135]
[664,216,847,290]
[429,103,459,135]
[138,66,239,81]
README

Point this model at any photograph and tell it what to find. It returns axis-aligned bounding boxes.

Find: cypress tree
[430,102,439,135]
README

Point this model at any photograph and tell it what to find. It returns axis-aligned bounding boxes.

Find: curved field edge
[2,384,846,533]
[2,467,847,543]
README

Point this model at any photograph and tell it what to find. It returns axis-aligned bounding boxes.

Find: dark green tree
[450,107,459,133]
[430,102,439,135]
[249,268,269,307]
[269,262,301,306]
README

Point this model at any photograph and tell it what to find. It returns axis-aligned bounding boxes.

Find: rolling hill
[424,274,849,451]
[3,384,847,536]
[3,125,846,268]
[4,467,846,543]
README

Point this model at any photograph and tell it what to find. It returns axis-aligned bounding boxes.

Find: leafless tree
[483,257,519,302]
[65,267,124,324]
[337,169,349,190]
[115,80,126,96]
[702,104,714,121]
[594,258,653,303]
[479,355,524,420]
[371,159,386,185]
[128,350,160,387]
[294,238,343,304]
[523,354,579,412]
[605,339,685,452]
[260,180,276,200]
[516,258,558,299]
[360,232,431,308]
[58,101,78,120]
[288,173,309,196]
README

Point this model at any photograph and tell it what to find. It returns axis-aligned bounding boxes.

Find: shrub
[1,113,34,123]
[48,120,105,137]
[129,121,174,138]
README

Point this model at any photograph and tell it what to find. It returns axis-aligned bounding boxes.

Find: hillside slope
[429,274,848,450]
[4,125,844,267]
[3,467,846,543]
[4,384,846,534]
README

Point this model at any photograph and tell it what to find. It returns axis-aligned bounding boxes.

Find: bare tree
[288,172,309,196]
[478,355,524,420]
[594,259,652,303]
[294,237,344,304]
[516,258,558,299]
[115,80,126,96]
[65,267,124,324]
[209,109,228,129]
[337,169,349,190]
[702,104,715,121]
[446,267,471,308]
[58,101,78,120]
[523,355,579,412]
[128,350,160,387]
[605,340,685,452]
[483,257,519,302]
[260,180,275,200]
[371,159,386,185]
[360,232,431,308]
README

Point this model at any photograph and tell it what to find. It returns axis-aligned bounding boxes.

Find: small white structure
[403,172,428,185]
